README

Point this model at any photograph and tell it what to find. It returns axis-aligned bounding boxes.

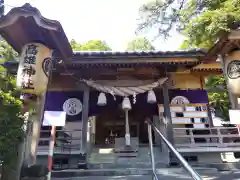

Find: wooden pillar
[80,86,90,155]
[162,84,174,144]
[153,115,161,147]
[162,83,175,164]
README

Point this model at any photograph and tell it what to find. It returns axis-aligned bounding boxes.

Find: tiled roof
[71,49,206,59]
[2,49,206,68]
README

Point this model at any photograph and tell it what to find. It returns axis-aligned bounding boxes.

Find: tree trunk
[1,165,10,180]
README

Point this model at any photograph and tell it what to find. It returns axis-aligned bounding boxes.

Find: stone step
[89,153,167,166]
[88,147,168,171]
[52,175,183,180]
[52,172,240,180]
[191,162,240,171]
[53,175,187,180]
[52,168,152,178]
[88,162,167,169]
[51,167,218,178]
[115,152,138,157]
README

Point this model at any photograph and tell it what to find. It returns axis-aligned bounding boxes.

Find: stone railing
[173,127,240,152]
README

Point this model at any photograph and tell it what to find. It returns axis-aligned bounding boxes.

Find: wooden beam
[190,70,223,75]
[55,67,166,80]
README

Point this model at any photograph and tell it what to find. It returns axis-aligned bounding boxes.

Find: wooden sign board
[42,111,66,127]
[229,109,240,124]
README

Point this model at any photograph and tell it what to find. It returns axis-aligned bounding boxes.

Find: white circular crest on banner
[63,98,82,116]
[171,96,190,105]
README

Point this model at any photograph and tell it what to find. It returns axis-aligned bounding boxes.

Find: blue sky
[6,0,184,51]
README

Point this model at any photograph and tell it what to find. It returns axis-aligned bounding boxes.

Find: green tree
[0,40,25,179]
[137,0,236,120]
[0,41,18,93]
[70,39,82,51]
[70,39,111,51]
[0,91,25,179]
[205,76,230,121]
[126,37,155,51]
[0,41,18,75]
[138,0,240,49]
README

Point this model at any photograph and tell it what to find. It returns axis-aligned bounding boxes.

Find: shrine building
[2,3,240,169]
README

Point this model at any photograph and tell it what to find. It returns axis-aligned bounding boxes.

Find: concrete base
[198,153,222,164]
[36,154,86,169]
[181,152,222,164]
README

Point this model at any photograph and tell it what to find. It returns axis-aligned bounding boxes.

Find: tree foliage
[205,76,230,120]
[0,91,25,164]
[0,41,18,75]
[126,37,155,51]
[138,0,240,49]
[70,39,111,51]
[138,0,235,121]
[0,41,18,91]
[69,39,82,51]
[0,40,25,179]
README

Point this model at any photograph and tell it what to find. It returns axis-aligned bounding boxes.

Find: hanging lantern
[147,90,157,104]
[122,97,132,110]
[16,43,52,95]
[97,92,107,106]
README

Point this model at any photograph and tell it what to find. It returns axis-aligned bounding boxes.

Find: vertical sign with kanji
[21,44,37,90]
[16,43,52,95]
[225,51,240,96]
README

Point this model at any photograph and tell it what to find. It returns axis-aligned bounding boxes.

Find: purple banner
[44,89,209,121]
[44,91,83,121]
[169,89,209,104]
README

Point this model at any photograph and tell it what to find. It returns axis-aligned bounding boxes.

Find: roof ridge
[72,48,207,54]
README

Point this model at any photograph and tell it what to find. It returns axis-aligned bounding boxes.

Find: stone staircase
[50,146,228,179]
[50,146,169,179]
[88,146,168,169]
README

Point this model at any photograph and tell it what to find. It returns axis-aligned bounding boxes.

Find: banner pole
[47,125,56,180]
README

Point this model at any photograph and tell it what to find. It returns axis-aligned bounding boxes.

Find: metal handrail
[146,119,203,180]
[147,122,159,180]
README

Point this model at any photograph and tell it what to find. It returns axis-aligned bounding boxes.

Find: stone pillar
[15,43,54,166]
[29,95,45,164]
